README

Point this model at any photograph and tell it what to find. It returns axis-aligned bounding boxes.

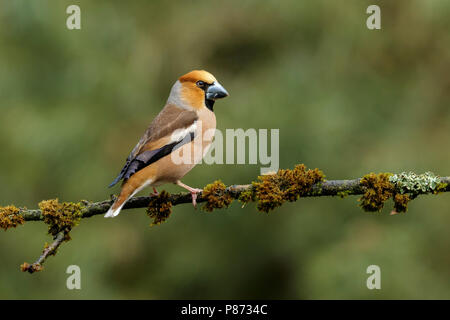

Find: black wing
[108,132,195,188]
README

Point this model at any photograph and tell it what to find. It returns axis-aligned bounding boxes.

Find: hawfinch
[105,70,229,218]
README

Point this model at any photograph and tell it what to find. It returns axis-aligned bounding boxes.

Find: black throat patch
[205,99,215,112]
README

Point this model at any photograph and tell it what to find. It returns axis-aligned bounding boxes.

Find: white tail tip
[104,203,124,218]
[105,179,152,218]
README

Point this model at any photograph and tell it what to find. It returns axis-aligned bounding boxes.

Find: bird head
[168,70,229,111]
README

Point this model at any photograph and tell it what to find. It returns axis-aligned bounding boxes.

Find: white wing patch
[170,121,197,143]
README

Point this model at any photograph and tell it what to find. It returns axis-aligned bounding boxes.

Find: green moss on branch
[5,165,450,274]
[359,173,395,212]
[249,164,324,213]
[202,180,233,212]
[0,205,24,231]
[146,191,172,226]
[39,199,82,236]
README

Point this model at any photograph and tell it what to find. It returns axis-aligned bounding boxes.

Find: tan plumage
[105,70,229,217]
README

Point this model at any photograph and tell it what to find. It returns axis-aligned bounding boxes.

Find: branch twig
[18,177,450,221]
[20,231,66,273]
[7,172,450,273]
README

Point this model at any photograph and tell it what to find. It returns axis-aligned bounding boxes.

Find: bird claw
[191,192,198,208]
[150,187,159,197]
[190,188,202,208]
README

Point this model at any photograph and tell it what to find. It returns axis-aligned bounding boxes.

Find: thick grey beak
[206,81,229,100]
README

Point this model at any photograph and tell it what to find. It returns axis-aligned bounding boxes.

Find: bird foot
[190,188,203,208]
[150,187,159,197]
[176,181,203,208]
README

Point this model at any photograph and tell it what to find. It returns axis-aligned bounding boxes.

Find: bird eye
[196,81,206,89]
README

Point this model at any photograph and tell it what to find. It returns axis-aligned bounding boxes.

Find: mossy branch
[2,165,449,274]
[14,177,450,222]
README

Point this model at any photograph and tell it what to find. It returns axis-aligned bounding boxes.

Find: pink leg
[176,181,202,208]
[149,187,159,197]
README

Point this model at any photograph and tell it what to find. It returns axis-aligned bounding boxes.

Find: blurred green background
[1,0,449,299]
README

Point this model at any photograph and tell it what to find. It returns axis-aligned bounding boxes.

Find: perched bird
[105,70,229,218]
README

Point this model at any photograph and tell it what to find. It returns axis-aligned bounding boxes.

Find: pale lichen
[389,172,442,194]
[359,171,443,214]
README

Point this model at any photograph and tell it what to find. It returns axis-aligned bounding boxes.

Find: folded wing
[108,104,198,187]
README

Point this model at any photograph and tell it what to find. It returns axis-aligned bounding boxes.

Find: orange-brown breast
[151,108,216,185]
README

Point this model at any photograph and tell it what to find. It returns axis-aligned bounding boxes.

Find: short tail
[104,191,132,218]
[104,200,127,218]
[105,177,154,218]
